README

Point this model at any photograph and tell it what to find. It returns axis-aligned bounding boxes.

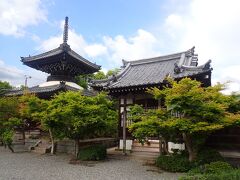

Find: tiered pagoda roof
[21,17,100,78]
[5,82,95,98]
[6,17,100,98]
[91,47,212,93]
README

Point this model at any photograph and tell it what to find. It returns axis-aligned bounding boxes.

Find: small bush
[156,154,193,172]
[205,161,233,174]
[78,145,107,161]
[195,148,224,166]
[187,161,233,175]
[179,169,240,180]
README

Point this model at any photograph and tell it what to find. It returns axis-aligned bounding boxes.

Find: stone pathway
[0,146,182,180]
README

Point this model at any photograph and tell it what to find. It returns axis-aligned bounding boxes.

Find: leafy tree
[149,78,240,161]
[75,69,120,88]
[0,97,21,152]
[129,105,174,155]
[0,81,12,96]
[93,71,106,80]
[130,78,240,162]
[40,91,117,156]
[106,68,120,77]
[75,74,94,89]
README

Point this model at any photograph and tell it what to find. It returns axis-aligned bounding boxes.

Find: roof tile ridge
[68,49,101,69]
[123,47,195,65]
[21,46,62,61]
[91,63,131,84]
[124,52,188,66]
[181,59,212,70]
[109,63,132,88]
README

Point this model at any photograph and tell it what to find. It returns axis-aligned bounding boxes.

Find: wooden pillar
[122,97,127,155]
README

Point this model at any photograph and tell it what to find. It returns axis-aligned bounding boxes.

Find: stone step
[132,146,159,153]
[31,142,52,154]
[32,147,47,154]
[132,142,159,148]
[131,151,159,158]
[130,151,159,165]
[12,144,29,152]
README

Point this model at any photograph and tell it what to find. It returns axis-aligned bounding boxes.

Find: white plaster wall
[168,142,185,153]
[119,139,133,150]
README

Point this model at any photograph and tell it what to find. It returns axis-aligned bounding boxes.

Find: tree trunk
[75,139,80,157]
[159,135,162,156]
[8,144,14,153]
[22,129,25,145]
[49,129,55,154]
[182,133,197,162]
[162,139,169,155]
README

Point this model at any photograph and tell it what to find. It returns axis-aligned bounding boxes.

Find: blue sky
[0,0,240,93]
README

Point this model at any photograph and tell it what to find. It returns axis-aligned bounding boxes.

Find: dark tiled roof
[21,43,101,70]
[5,83,95,97]
[91,47,212,89]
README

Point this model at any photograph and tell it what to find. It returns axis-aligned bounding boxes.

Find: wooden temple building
[91,47,213,150]
[5,17,100,98]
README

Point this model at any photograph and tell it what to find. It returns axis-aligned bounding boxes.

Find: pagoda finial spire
[63,16,69,44]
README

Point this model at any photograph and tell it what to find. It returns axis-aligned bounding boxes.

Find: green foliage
[0,97,21,146]
[41,91,117,141]
[146,78,240,161]
[93,71,106,80]
[204,161,233,174]
[180,169,240,180]
[78,145,107,161]
[129,105,176,145]
[0,81,12,96]
[156,154,193,172]
[75,69,120,88]
[195,148,225,166]
[181,162,236,180]
[19,94,48,121]
[227,93,240,114]
[75,74,94,89]
[1,130,14,145]
[106,68,120,77]
[188,161,232,175]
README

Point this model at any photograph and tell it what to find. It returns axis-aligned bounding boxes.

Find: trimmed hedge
[156,148,226,173]
[156,154,193,172]
[187,161,233,175]
[78,145,107,161]
[179,169,240,180]
[180,161,237,180]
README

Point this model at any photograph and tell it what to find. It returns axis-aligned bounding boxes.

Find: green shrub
[195,148,224,166]
[204,161,233,174]
[78,145,107,161]
[187,161,233,175]
[179,169,240,180]
[156,154,193,172]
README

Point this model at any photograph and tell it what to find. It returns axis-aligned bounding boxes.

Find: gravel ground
[0,147,182,180]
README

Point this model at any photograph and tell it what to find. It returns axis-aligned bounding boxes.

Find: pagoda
[6,17,101,98]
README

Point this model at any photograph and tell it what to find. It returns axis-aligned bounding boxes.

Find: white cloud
[38,21,161,69]
[102,29,161,67]
[0,0,47,36]
[37,21,87,56]
[164,0,240,93]
[84,44,107,58]
[165,14,184,38]
[0,59,47,87]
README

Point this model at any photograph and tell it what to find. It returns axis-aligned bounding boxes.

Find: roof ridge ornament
[63,16,69,44]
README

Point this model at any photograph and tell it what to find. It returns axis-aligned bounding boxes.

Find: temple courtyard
[0,147,181,180]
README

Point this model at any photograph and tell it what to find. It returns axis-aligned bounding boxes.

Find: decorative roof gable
[91,47,212,90]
